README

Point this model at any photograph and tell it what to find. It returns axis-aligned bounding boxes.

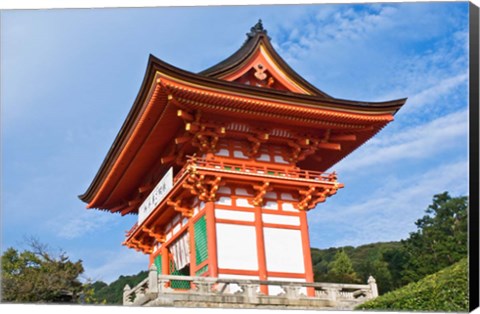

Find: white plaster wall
[274,155,288,164]
[218,186,231,194]
[264,228,305,273]
[235,188,252,196]
[173,223,181,234]
[216,223,258,271]
[236,198,254,208]
[257,153,270,161]
[234,150,248,159]
[264,201,278,210]
[262,214,300,226]
[217,148,229,156]
[265,192,277,199]
[215,209,254,222]
[280,193,294,200]
[216,196,232,206]
[282,202,297,212]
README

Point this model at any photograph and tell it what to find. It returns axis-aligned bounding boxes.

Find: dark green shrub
[356,258,468,312]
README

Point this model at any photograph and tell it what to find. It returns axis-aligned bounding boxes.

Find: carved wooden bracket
[250,181,271,207]
[288,131,344,163]
[297,183,343,211]
[142,226,166,243]
[246,131,269,157]
[167,198,193,218]
[182,165,223,202]
[130,235,153,254]
[287,138,318,163]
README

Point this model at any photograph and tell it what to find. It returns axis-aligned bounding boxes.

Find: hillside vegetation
[91,271,147,304]
[311,241,403,294]
[356,257,468,312]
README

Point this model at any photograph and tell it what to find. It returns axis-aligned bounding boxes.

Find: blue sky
[1,2,470,284]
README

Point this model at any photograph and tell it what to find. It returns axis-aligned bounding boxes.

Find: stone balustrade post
[158,277,173,293]
[193,280,212,294]
[282,285,301,299]
[326,287,339,302]
[368,276,378,298]
[123,284,132,305]
[148,264,158,295]
[240,284,260,303]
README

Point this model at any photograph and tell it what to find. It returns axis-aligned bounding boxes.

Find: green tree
[1,239,85,303]
[91,271,148,304]
[401,192,467,283]
[327,250,360,283]
[382,246,409,289]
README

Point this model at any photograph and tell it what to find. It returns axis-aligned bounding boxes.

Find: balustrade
[123,265,377,308]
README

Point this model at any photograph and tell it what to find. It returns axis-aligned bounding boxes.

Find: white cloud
[336,109,468,174]
[82,248,147,284]
[400,73,468,114]
[310,158,468,248]
[53,209,120,240]
[273,3,468,108]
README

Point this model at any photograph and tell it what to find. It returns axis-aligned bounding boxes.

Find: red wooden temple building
[80,21,406,297]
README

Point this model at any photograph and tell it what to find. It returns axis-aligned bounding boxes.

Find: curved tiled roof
[199,19,333,98]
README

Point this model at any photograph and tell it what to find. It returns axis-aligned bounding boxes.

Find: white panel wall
[262,214,300,226]
[216,196,232,206]
[282,202,297,212]
[264,201,278,210]
[264,228,305,273]
[216,223,258,270]
[236,198,254,208]
[215,209,255,222]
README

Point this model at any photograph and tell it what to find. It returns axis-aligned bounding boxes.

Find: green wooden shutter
[154,254,162,274]
[194,215,209,266]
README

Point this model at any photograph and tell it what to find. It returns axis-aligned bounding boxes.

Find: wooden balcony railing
[180,156,339,184]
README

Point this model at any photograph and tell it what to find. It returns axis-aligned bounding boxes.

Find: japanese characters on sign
[138,167,173,224]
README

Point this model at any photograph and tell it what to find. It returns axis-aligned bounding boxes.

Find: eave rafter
[157,76,396,125]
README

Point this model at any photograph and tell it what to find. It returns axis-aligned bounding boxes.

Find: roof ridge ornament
[246,19,270,40]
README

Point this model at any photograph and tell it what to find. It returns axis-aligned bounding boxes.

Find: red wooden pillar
[255,206,268,295]
[254,205,269,294]
[189,219,196,277]
[299,210,315,297]
[205,201,218,277]
[161,245,169,275]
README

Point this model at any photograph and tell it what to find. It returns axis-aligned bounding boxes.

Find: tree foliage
[1,239,85,303]
[91,270,148,304]
[327,250,360,283]
[312,241,403,293]
[357,257,468,312]
[401,192,468,283]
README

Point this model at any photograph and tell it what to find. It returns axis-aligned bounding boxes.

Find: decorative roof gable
[200,20,332,97]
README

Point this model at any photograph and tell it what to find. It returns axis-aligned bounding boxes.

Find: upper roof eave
[150,53,407,113]
[79,47,407,206]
